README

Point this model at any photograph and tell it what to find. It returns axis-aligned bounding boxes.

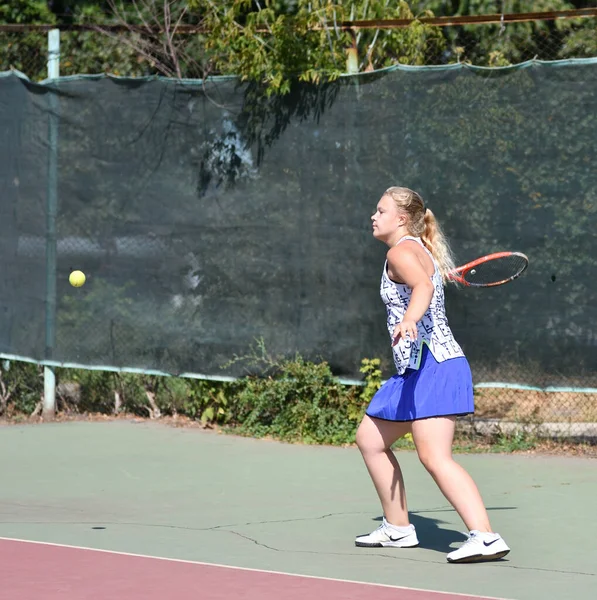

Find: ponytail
[421,209,456,283]
[383,186,457,283]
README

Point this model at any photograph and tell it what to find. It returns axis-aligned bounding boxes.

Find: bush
[1,341,382,446]
[0,360,42,417]
[179,379,232,426]
[225,341,381,445]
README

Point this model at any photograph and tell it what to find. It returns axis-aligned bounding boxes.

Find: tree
[411,0,597,65]
[3,1,597,83]
[90,0,206,78]
[0,0,56,79]
[193,0,445,94]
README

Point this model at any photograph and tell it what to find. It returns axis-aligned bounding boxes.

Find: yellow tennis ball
[69,270,86,287]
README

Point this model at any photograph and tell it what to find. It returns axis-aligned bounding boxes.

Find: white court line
[0,536,512,600]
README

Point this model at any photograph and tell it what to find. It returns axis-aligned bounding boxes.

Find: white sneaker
[355,518,419,548]
[446,530,510,563]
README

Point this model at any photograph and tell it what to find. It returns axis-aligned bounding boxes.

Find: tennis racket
[448,251,529,288]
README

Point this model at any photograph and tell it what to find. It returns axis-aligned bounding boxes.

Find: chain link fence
[0,28,159,82]
[2,13,597,79]
[430,17,597,66]
[1,14,597,441]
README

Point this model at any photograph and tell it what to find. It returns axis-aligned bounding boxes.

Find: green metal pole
[43,28,60,420]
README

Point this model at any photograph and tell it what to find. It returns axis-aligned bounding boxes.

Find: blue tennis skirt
[366,345,474,422]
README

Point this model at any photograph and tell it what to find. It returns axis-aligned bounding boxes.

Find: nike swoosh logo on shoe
[389,534,409,542]
[483,539,500,547]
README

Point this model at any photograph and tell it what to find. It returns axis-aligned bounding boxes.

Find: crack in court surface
[2,518,595,578]
[216,529,596,577]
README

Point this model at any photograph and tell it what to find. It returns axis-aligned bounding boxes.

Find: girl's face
[371,195,404,244]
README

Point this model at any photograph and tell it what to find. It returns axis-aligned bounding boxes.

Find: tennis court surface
[1,421,595,599]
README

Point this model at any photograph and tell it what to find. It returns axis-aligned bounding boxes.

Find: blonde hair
[383,186,456,283]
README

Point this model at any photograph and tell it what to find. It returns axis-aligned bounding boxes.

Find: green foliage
[224,340,355,444]
[490,429,538,453]
[50,368,221,419]
[181,379,231,425]
[64,369,119,414]
[1,343,386,448]
[2,0,597,90]
[0,355,572,455]
[558,17,597,59]
[192,0,445,94]
[414,0,597,65]
[0,360,43,416]
[362,2,445,68]
[0,0,205,80]
[353,358,382,420]
[59,1,207,79]
[0,0,54,23]
[60,4,150,78]
[219,342,380,444]
[457,0,572,65]
[392,432,415,450]
[0,0,56,79]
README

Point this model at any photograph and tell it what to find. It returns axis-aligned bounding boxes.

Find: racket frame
[448,251,529,288]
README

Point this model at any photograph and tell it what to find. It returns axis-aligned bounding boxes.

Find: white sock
[385,519,414,532]
[472,530,499,538]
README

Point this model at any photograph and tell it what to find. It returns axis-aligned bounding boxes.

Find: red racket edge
[448,251,529,288]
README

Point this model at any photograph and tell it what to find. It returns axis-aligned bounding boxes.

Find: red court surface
[1,538,508,600]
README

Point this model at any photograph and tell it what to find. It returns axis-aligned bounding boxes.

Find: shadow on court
[0,420,595,600]
[388,508,518,554]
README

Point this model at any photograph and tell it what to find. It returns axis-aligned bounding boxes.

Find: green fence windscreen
[0,61,596,388]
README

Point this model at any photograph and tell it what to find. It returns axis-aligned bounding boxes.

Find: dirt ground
[474,387,597,422]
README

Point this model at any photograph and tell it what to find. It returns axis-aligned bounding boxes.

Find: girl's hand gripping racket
[448,252,529,288]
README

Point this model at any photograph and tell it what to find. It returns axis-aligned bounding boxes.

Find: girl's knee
[356,420,384,455]
[417,450,451,476]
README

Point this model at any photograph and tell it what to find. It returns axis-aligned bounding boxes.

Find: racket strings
[464,254,527,285]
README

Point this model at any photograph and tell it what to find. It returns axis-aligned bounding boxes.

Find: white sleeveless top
[380,236,465,375]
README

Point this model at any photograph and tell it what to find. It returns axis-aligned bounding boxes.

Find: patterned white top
[380,236,465,375]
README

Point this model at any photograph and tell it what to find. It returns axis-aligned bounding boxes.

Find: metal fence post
[43,28,60,420]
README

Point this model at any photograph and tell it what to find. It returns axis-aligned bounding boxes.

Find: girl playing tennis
[355,186,510,563]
